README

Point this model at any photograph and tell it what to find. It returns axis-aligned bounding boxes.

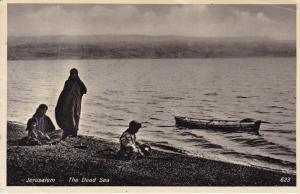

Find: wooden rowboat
[175,116,261,132]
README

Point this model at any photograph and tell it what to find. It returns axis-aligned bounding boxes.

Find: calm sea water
[8,58,296,174]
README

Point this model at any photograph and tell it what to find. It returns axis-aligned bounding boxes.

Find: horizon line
[7,34,296,41]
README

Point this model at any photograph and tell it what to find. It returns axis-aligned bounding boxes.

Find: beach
[7,121,296,186]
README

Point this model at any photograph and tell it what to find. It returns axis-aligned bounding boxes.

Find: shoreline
[7,121,296,186]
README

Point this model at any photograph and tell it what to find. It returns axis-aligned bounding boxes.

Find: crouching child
[118,120,151,160]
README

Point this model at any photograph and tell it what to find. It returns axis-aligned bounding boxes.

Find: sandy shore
[7,121,296,186]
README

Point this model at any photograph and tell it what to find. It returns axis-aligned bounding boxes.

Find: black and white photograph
[5,2,297,187]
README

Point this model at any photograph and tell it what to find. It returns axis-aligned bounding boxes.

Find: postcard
[0,0,299,192]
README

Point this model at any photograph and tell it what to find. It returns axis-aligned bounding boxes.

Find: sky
[8,4,296,40]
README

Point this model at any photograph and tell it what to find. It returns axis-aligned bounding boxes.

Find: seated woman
[21,118,51,146]
[32,104,55,134]
[118,120,151,160]
[32,104,62,143]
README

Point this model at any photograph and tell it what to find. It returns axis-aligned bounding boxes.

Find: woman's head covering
[35,104,48,117]
[70,68,79,75]
[38,104,48,110]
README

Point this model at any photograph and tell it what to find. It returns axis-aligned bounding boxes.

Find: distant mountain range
[8,35,296,60]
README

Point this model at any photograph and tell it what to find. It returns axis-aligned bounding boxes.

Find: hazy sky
[8,4,296,40]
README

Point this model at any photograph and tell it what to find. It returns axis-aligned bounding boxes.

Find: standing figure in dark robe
[55,68,87,139]
[32,104,56,135]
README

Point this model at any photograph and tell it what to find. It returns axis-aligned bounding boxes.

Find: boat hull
[175,116,261,132]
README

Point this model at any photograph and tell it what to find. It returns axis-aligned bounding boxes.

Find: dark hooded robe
[32,112,55,134]
[55,76,87,136]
